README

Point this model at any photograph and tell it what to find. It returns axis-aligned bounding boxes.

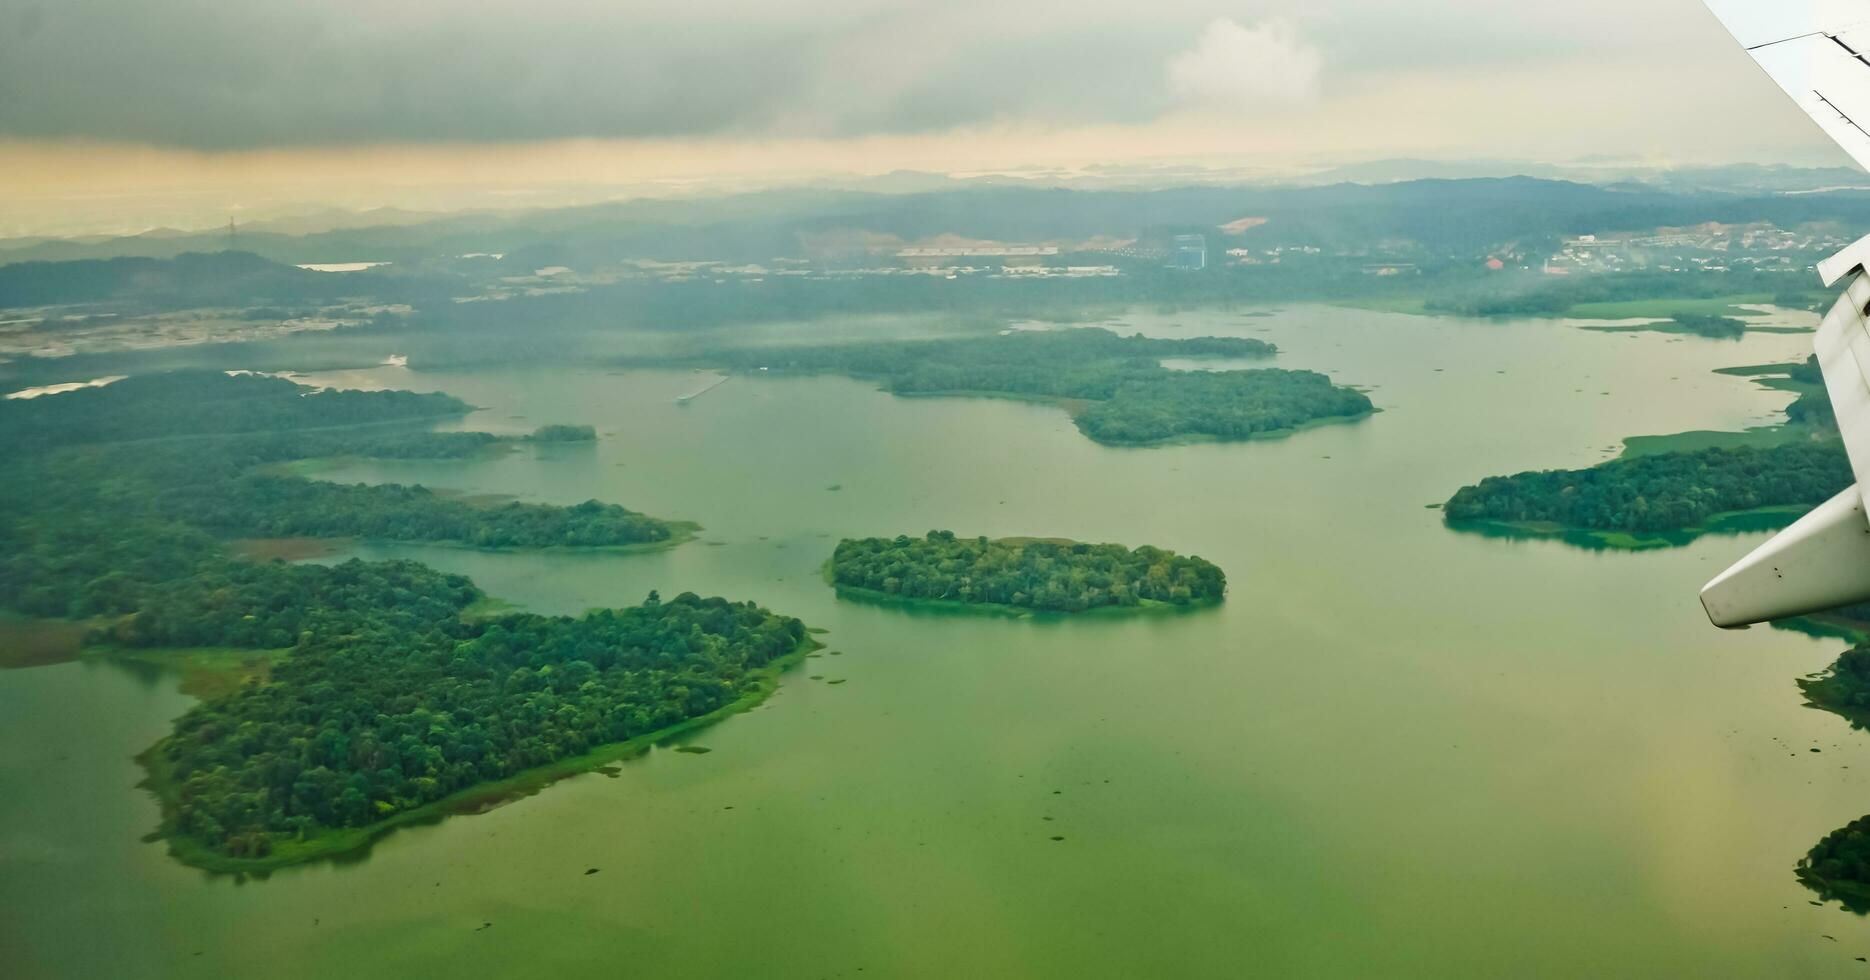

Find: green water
[6,306,1868,978]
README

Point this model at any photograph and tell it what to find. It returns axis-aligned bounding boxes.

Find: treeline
[1422,269,1802,317]
[646,327,1370,446]
[830,530,1225,612]
[110,555,482,651]
[0,251,398,310]
[1800,644,1870,730]
[527,424,597,442]
[0,371,469,454]
[1669,314,1746,339]
[1783,356,1837,431]
[157,593,805,858]
[3,373,680,551]
[679,328,1275,398]
[1076,369,1373,445]
[1443,442,1851,533]
[162,476,675,548]
[1800,814,1870,912]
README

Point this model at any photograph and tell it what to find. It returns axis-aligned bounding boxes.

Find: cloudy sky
[0,0,1853,232]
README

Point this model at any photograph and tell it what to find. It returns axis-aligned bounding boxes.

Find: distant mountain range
[0,250,401,309]
[7,175,1870,276]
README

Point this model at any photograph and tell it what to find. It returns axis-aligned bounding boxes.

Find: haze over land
[19,2,1870,977]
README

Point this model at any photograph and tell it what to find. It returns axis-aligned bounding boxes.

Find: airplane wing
[1703,1,1870,172]
[1698,1,1870,627]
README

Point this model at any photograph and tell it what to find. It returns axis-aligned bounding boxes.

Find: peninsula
[640,327,1372,446]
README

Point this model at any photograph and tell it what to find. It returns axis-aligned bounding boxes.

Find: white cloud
[1166,18,1321,110]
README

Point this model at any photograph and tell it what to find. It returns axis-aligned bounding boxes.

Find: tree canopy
[831,530,1225,612]
[1444,442,1850,534]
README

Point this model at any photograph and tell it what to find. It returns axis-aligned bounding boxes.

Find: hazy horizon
[0,0,1859,237]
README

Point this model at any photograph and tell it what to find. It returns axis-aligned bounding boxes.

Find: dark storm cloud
[0,0,1689,150]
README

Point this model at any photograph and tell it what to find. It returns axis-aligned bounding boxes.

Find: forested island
[829,530,1225,613]
[526,423,598,443]
[1667,313,1747,339]
[0,371,802,869]
[640,327,1372,446]
[1441,442,1851,545]
[149,592,808,867]
[1799,815,1870,913]
[1444,356,1847,548]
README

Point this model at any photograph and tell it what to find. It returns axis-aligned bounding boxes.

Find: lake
[3,305,1864,977]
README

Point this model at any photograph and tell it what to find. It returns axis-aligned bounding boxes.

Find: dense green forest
[1799,644,1870,731]
[1799,813,1870,912]
[527,423,597,442]
[1781,355,1837,431]
[1668,314,1746,339]
[1075,368,1373,444]
[154,593,805,860]
[1446,354,1844,537]
[159,477,677,548]
[0,372,677,550]
[648,328,1371,446]
[0,372,469,454]
[830,530,1225,612]
[1422,270,1808,317]
[1442,442,1850,533]
[0,371,780,866]
[678,327,1274,395]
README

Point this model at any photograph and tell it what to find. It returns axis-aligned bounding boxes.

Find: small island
[638,327,1372,447]
[1666,313,1747,339]
[1579,313,1753,339]
[526,423,597,443]
[829,530,1225,613]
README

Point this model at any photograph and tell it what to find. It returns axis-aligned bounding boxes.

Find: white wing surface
[1704,0,1870,171]
[1700,1,1870,626]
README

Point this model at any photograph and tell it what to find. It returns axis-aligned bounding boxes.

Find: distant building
[1171,234,1207,270]
[1485,257,1506,271]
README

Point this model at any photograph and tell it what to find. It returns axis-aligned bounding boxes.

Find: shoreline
[1443,505,1813,551]
[136,633,821,875]
[226,522,700,562]
[825,561,1223,618]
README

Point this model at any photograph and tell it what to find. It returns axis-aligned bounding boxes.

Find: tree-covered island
[0,371,808,870]
[1442,442,1851,547]
[149,592,809,868]
[637,327,1373,446]
[1443,357,1847,549]
[829,531,1225,613]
